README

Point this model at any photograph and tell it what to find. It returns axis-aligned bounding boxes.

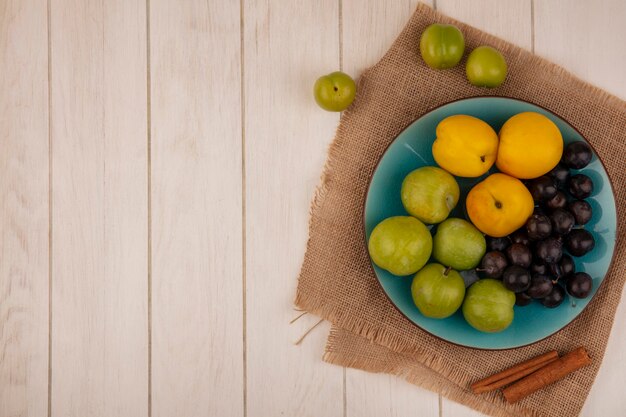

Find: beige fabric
[295,3,626,417]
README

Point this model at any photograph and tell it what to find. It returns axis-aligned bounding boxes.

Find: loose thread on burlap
[294,319,324,345]
[289,311,308,324]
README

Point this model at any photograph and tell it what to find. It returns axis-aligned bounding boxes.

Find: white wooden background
[1,1,625,416]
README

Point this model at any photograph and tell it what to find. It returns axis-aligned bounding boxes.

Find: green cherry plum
[462,279,515,333]
[420,23,465,69]
[466,46,508,88]
[433,218,486,270]
[411,263,465,319]
[401,166,460,224]
[313,71,356,111]
[368,216,432,276]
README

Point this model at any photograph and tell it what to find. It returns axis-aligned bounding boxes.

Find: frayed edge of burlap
[295,286,600,417]
[293,71,370,297]
[294,288,476,386]
[306,71,371,213]
[323,328,541,417]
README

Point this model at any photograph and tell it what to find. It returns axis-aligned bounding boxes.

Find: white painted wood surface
[149,1,243,416]
[0,1,49,416]
[244,1,344,416]
[50,0,148,416]
[1,1,625,416]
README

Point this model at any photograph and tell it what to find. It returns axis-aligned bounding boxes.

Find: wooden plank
[441,400,486,417]
[434,1,532,416]
[149,1,243,416]
[343,0,425,77]
[534,0,626,99]
[243,0,344,415]
[49,0,148,416]
[0,1,49,416]
[341,1,439,416]
[436,0,532,48]
[346,368,440,417]
[534,2,626,415]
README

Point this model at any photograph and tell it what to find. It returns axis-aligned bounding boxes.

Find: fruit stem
[444,266,452,276]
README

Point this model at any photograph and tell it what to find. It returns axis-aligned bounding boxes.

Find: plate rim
[362,95,619,350]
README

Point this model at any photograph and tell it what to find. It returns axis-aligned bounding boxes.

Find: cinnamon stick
[503,347,591,403]
[471,350,559,394]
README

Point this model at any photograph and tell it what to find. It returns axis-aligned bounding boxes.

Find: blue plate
[364,97,617,349]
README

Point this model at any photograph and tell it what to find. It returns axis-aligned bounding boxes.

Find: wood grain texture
[343,0,425,77]
[534,2,626,415]
[50,0,148,416]
[436,0,532,49]
[0,1,49,416]
[535,0,626,98]
[341,1,438,416]
[346,369,439,417]
[149,1,243,416]
[442,399,486,417]
[243,0,344,416]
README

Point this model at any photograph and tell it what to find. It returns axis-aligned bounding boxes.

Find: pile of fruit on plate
[367,111,600,334]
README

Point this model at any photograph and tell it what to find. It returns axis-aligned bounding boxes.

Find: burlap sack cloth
[295,3,626,417]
